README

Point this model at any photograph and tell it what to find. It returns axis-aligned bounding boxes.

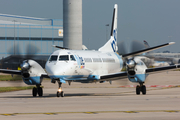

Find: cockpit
[49,55,76,62]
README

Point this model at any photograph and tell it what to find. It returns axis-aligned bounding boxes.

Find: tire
[142,85,146,95]
[136,85,140,95]
[38,87,43,97]
[57,91,60,97]
[32,87,37,97]
[61,91,64,97]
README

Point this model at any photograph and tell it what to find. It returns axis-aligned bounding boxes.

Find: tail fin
[143,40,150,48]
[98,4,118,52]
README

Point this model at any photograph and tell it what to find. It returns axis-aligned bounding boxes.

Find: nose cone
[126,59,135,68]
[20,60,30,70]
[45,61,66,78]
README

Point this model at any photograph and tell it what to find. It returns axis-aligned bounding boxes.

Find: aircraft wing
[0,69,50,78]
[0,69,21,75]
[100,71,128,81]
[146,64,180,74]
[100,64,180,81]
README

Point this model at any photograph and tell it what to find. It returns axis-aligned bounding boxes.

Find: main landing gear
[32,84,43,97]
[57,82,64,97]
[136,83,146,95]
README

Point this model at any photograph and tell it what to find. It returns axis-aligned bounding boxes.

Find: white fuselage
[45,49,123,81]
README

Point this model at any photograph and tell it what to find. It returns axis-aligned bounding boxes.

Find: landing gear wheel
[38,87,43,97]
[57,91,60,97]
[136,85,140,95]
[57,91,64,97]
[142,85,146,95]
[61,91,64,97]
[32,87,37,97]
[57,82,64,98]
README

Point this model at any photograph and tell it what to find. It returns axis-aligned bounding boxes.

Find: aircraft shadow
[0,92,133,98]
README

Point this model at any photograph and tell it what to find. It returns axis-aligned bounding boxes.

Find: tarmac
[0,71,180,120]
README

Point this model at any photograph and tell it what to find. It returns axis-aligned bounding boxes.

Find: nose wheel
[57,82,64,97]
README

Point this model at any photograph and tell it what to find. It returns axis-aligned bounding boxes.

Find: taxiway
[0,71,180,120]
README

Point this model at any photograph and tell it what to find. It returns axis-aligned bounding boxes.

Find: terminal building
[0,14,63,69]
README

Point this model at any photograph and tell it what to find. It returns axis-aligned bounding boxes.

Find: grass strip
[0,75,22,81]
[0,86,34,93]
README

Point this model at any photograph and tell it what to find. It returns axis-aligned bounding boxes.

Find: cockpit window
[70,55,76,61]
[59,55,69,61]
[49,55,58,61]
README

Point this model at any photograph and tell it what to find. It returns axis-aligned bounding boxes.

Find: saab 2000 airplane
[0,4,179,97]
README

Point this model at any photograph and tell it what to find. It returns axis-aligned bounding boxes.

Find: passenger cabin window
[84,58,92,62]
[70,55,76,61]
[59,55,69,61]
[92,58,102,62]
[137,62,143,66]
[49,55,58,61]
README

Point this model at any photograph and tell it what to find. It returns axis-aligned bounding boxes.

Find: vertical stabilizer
[98,4,118,52]
[143,40,150,48]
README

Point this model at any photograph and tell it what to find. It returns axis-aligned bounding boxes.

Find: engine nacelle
[126,57,148,83]
[172,58,180,64]
[21,60,46,85]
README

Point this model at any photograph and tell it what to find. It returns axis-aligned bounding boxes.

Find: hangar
[0,14,63,69]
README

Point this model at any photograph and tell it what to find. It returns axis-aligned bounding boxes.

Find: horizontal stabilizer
[52,45,69,49]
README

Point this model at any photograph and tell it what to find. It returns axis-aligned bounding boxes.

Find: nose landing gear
[57,82,64,97]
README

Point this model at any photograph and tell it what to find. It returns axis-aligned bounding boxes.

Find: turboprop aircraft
[0,4,179,97]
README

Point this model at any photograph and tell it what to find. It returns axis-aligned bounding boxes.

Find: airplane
[0,4,179,97]
[144,40,180,64]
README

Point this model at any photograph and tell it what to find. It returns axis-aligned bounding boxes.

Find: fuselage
[45,49,123,81]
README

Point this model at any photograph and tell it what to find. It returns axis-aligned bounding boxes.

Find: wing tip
[169,42,175,45]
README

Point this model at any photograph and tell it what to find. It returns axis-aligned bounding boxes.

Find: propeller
[117,41,128,55]
[5,43,40,69]
[4,43,40,79]
[115,40,145,86]
[117,40,145,55]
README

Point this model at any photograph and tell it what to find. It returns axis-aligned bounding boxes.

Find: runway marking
[1,110,180,116]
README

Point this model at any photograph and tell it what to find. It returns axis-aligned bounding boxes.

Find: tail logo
[111,29,117,52]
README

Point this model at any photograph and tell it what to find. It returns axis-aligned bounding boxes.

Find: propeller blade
[117,41,128,55]
[25,43,40,57]
[130,40,145,53]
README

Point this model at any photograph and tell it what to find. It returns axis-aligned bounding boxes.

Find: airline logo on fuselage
[75,55,85,69]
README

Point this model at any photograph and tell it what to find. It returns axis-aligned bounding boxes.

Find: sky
[0,0,179,52]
